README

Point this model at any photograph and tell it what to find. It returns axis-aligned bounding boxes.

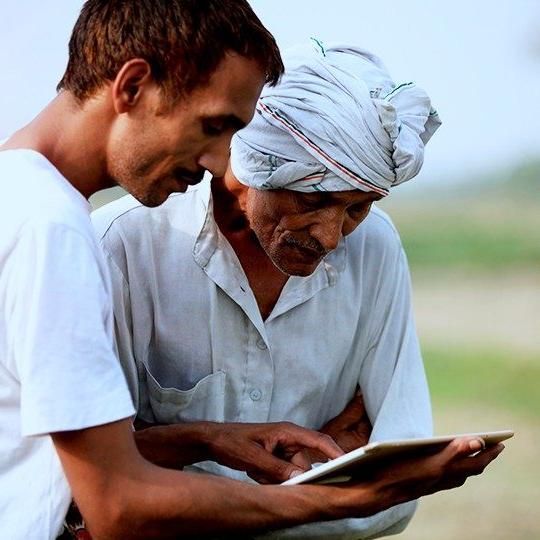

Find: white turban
[230,39,441,196]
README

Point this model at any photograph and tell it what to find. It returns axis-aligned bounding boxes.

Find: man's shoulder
[0,149,93,241]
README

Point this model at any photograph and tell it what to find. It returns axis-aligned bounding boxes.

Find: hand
[295,392,372,465]
[314,436,505,520]
[320,392,372,453]
[205,421,344,484]
[375,437,504,499]
[134,420,344,484]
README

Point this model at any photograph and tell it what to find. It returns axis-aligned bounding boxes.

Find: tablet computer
[282,430,514,486]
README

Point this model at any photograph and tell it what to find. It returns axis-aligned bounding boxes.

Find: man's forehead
[202,54,264,107]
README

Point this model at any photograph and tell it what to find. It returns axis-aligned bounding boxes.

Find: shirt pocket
[142,363,226,424]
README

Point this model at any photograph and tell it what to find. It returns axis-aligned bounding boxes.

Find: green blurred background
[377,162,540,540]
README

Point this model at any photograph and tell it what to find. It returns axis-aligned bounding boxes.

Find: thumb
[247,445,307,483]
[439,437,486,464]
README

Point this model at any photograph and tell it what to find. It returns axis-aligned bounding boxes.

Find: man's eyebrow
[203,114,247,131]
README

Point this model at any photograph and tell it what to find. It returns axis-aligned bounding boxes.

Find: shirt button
[256,338,268,350]
[249,388,262,401]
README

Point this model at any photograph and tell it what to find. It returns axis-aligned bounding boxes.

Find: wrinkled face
[246,189,383,276]
[107,53,265,207]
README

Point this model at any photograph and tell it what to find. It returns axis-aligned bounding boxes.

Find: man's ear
[111,58,154,114]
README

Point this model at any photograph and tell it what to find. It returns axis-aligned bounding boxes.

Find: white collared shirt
[93,179,432,539]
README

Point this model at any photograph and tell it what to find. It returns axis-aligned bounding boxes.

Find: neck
[2,91,114,199]
[211,170,251,234]
[211,170,289,320]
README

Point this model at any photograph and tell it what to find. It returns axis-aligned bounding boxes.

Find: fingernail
[469,439,484,452]
[289,470,303,479]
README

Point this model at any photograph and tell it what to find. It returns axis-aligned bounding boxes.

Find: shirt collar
[192,180,219,268]
[323,237,347,282]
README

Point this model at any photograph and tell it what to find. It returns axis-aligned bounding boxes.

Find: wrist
[134,422,215,468]
[184,421,219,461]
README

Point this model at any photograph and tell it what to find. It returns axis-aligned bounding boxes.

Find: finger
[291,450,314,470]
[394,436,490,486]
[439,436,487,462]
[277,424,345,460]
[436,445,503,492]
[342,392,366,416]
[424,474,469,495]
[352,417,372,444]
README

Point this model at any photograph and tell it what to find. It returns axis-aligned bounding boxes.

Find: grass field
[424,346,540,420]
[379,195,540,272]
[399,345,540,540]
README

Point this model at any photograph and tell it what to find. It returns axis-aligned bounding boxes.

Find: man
[93,42,502,539]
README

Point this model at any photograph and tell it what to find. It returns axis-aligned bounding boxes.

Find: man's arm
[358,220,432,443]
[53,419,324,539]
[52,418,503,539]
[339,222,433,539]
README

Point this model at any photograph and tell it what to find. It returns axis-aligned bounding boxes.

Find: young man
[93,42,504,538]
[0,2,349,538]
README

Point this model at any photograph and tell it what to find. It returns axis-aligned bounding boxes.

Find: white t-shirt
[0,149,135,539]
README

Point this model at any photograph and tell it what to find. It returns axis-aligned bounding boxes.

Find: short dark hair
[57,0,283,102]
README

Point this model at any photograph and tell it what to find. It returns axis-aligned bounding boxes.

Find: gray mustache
[283,235,327,257]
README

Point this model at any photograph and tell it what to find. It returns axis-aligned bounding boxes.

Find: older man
[93,42,496,538]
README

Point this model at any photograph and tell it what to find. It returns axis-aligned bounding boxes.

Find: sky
[1,1,539,189]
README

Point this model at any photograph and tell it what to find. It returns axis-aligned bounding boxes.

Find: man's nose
[198,136,232,178]
[311,211,345,252]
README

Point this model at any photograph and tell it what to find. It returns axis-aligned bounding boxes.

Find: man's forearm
[54,419,373,538]
[255,500,417,540]
[134,419,344,482]
[115,465,341,539]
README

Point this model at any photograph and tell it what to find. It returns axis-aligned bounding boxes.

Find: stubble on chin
[110,162,167,208]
